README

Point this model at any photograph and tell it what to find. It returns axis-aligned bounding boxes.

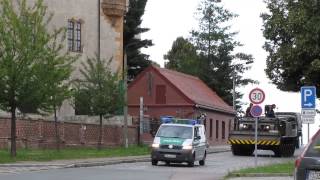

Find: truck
[228,112,302,157]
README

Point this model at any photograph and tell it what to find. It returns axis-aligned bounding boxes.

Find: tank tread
[231,144,254,156]
[273,143,295,157]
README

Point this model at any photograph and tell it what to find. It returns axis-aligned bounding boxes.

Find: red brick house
[128,65,235,145]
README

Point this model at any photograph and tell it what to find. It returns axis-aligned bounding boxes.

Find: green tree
[164,37,201,76]
[39,40,76,151]
[124,0,153,79]
[0,0,75,157]
[262,0,320,96]
[190,0,255,110]
[76,56,122,150]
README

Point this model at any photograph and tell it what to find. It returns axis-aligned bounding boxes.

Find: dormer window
[67,19,82,52]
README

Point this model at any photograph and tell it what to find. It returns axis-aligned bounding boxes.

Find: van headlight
[152,143,160,148]
[182,145,192,150]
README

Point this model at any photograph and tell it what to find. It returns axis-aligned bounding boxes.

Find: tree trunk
[137,122,140,146]
[10,106,17,157]
[98,114,103,150]
[54,103,60,151]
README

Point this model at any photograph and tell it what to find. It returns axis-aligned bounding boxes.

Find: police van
[151,116,207,167]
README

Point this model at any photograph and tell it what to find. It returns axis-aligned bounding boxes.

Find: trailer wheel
[274,143,295,157]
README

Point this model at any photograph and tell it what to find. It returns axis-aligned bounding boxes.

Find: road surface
[0,150,298,180]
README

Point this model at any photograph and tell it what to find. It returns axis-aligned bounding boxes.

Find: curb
[71,148,230,168]
[0,164,67,168]
[228,173,293,177]
[71,158,150,168]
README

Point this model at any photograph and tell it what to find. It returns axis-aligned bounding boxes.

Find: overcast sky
[141,0,319,142]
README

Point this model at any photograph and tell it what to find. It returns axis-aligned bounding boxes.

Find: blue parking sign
[301,86,316,109]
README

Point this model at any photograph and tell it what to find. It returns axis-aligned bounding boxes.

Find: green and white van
[151,118,207,167]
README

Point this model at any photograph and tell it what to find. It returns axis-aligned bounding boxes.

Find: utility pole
[97,0,102,149]
[98,0,100,58]
[123,51,128,148]
[139,97,144,145]
[233,73,236,110]
[123,0,129,149]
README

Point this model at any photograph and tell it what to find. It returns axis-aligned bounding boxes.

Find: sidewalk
[0,145,230,171]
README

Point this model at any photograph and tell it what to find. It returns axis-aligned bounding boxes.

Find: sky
[141,0,319,143]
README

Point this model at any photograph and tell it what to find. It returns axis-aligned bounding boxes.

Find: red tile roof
[153,66,235,114]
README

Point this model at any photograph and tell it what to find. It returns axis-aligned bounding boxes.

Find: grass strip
[0,145,150,164]
[225,160,294,179]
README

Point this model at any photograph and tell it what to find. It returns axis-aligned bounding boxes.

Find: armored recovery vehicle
[228,112,302,157]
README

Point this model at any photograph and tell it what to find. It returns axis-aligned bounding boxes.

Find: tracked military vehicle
[228,112,302,157]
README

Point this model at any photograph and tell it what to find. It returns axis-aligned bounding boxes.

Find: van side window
[194,127,199,138]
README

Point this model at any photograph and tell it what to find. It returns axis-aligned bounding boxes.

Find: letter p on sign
[301,86,316,109]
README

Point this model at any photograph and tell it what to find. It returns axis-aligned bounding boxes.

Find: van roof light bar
[160,116,200,125]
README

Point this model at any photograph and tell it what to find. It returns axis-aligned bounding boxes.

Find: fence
[0,117,137,149]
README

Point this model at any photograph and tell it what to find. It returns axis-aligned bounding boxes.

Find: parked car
[295,129,320,180]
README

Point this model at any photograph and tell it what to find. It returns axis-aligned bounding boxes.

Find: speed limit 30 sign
[249,88,265,104]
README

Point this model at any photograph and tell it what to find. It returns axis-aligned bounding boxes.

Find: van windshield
[156,126,192,139]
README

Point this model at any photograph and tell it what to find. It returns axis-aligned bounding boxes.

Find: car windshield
[306,131,320,157]
[156,126,192,139]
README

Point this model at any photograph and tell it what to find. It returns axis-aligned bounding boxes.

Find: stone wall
[0,118,138,149]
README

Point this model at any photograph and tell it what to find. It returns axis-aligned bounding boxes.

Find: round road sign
[249,88,265,104]
[250,105,263,117]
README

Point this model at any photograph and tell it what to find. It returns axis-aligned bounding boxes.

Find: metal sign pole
[254,117,258,167]
[308,123,310,143]
[248,87,264,168]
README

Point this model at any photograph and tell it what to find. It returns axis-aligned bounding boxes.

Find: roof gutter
[195,104,236,115]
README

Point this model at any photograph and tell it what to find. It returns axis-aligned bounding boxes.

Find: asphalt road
[0,150,299,180]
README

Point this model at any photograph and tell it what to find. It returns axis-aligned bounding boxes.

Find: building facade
[128,66,236,145]
[24,0,127,118]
